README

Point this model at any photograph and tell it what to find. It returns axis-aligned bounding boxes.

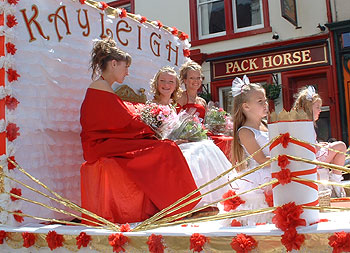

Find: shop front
[207,34,342,142]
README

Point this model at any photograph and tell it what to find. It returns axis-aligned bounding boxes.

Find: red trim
[0,12,5,155]
[326,0,333,23]
[269,135,317,154]
[108,0,135,13]
[206,34,328,60]
[189,49,206,65]
[281,65,341,139]
[189,0,271,46]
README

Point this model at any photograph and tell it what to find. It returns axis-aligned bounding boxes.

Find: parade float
[0,0,349,252]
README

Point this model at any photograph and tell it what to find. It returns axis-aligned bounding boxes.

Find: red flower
[278,155,290,169]
[179,32,189,40]
[119,8,127,18]
[156,20,163,28]
[328,231,350,253]
[8,156,16,170]
[0,230,7,244]
[264,191,274,207]
[183,49,190,57]
[6,122,20,141]
[281,228,305,252]
[46,231,64,251]
[76,232,91,249]
[280,133,291,148]
[170,26,178,35]
[190,233,208,252]
[8,0,19,5]
[120,223,131,232]
[275,168,292,185]
[147,234,165,253]
[5,96,19,111]
[10,187,21,201]
[231,219,242,227]
[231,233,258,253]
[140,16,147,23]
[79,0,86,4]
[22,232,36,248]
[99,1,109,10]
[6,42,17,55]
[7,68,20,82]
[13,210,24,223]
[221,190,245,211]
[6,15,17,28]
[272,202,306,232]
[108,233,129,252]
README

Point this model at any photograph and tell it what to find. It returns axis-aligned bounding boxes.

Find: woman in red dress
[177,61,233,161]
[80,38,200,225]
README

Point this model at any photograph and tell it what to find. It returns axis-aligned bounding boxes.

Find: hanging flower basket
[263,83,281,100]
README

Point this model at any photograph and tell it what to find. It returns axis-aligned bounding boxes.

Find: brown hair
[90,37,132,80]
[292,86,322,121]
[150,66,182,102]
[179,60,203,86]
[231,83,265,171]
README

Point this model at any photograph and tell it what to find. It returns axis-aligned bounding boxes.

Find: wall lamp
[317,23,326,32]
[272,32,279,40]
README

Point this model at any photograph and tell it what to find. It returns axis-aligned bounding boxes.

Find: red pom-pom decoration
[76,232,91,249]
[5,96,19,111]
[10,187,21,201]
[46,231,64,251]
[120,223,131,232]
[190,233,208,252]
[22,232,36,248]
[7,68,20,82]
[6,42,17,55]
[147,234,165,253]
[230,233,258,253]
[272,202,306,232]
[13,210,24,223]
[6,122,20,141]
[0,230,7,244]
[108,233,129,252]
[281,228,305,252]
[6,15,17,28]
[221,190,245,211]
[328,231,350,253]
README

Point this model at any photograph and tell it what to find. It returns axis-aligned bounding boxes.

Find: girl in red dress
[80,38,200,225]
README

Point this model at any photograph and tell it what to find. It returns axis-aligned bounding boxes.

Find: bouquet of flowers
[204,101,233,135]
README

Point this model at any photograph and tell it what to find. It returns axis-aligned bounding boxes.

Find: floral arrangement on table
[136,102,208,142]
[204,101,233,135]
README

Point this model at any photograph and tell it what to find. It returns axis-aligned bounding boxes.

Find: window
[233,0,263,32]
[190,0,271,46]
[198,0,226,39]
[108,0,134,13]
[341,32,350,48]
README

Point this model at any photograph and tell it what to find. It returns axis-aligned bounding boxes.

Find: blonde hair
[292,86,322,121]
[150,66,182,102]
[231,83,265,171]
[179,60,203,86]
[90,37,132,80]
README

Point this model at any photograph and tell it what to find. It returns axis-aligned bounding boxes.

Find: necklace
[187,91,197,103]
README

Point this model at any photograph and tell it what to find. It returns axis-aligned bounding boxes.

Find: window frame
[108,0,135,13]
[189,0,271,46]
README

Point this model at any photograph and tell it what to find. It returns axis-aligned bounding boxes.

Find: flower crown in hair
[305,85,316,101]
[231,75,250,97]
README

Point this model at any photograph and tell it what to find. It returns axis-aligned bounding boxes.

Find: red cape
[80,88,200,223]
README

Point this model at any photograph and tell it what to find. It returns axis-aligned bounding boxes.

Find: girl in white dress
[221,75,272,226]
[150,66,233,209]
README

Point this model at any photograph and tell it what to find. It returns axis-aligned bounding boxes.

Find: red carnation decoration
[46,231,64,251]
[6,122,20,141]
[8,156,16,170]
[275,168,292,185]
[231,219,242,227]
[272,202,306,232]
[79,0,86,4]
[10,187,21,201]
[6,15,17,28]
[22,232,36,248]
[7,68,20,82]
[221,190,245,211]
[139,16,147,23]
[5,96,19,111]
[6,42,17,55]
[190,233,208,252]
[13,210,24,223]
[171,27,178,35]
[8,0,19,5]
[0,230,7,244]
[183,49,191,57]
[76,232,91,249]
[179,32,189,41]
[108,233,129,252]
[120,223,131,232]
[264,191,273,207]
[328,231,350,253]
[99,1,109,10]
[231,233,258,253]
[278,155,290,169]
[147,234,165,253]
[280,133,291,148]
[156,20,163,28]
[119,8,127,18]
[281,228,305,252]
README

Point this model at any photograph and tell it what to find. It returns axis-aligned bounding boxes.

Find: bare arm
[238,128,269,164]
